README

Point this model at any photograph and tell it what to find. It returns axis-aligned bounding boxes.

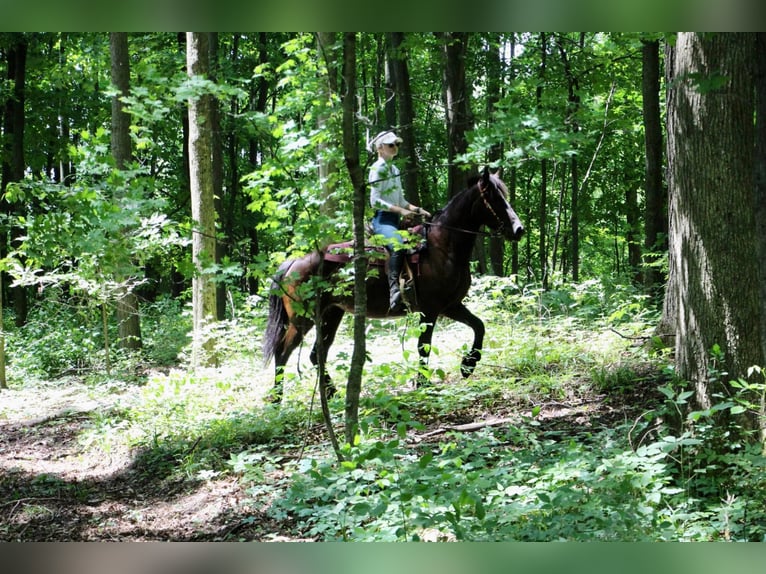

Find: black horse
[263,166,524,400]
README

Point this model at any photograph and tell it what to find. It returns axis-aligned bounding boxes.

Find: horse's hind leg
[310,305,345,399]
[442,303,485,377]
[416,312,439,387]
[272,318,313,402]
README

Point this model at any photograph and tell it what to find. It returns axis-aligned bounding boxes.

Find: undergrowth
[6,277,766,541]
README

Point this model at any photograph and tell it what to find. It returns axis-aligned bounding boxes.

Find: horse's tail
[262,261,291,365]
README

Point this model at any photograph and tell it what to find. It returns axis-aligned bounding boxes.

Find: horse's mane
[431,172,507,221]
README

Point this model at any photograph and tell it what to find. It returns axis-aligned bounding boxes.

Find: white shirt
[369,157,409,211]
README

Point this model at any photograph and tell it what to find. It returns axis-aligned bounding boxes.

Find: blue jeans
[372,210,405,252]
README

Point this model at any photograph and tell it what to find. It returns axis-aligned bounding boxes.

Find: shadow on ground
[0,409,290,541]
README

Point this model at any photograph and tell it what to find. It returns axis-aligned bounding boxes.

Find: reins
[423,221,502,238]
[423,179,508,239]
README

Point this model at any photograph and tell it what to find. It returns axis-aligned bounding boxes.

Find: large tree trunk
[110,32,143,351]
[756,34,766,401]
[642,39,667,295]
[557,34,583,284]
[316,32,340,220]
[441,32,473,199]
[207,33,227,321]
[387,32,421,205]
[486,35,509,277]
[667,33,762,422]
[2,34,29,327]
[537,34,549,288]
[187,32,218,366]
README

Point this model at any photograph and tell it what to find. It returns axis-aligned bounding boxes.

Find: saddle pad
[324,225,426,265]
[324,242,387,264]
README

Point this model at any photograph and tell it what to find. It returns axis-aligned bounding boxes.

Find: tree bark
[341,32,368,449]
[667,33,762,419]
[207,33,227,322]
[187,32,219,366]
[537,33,549,288]
[1,34,29,327]
[487,36,507,276]
[625,173,641,281]
[316,32,340,219]
[109,32,143,351]
[387,33,421,205]
[756,34,766,398]
[642,39,667,294]
[440,32,473,198]
[557,34,583,284]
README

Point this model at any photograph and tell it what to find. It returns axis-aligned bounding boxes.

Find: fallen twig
[415,417,516,440]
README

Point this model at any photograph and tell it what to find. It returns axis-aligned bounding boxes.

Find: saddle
[324,224,427,311]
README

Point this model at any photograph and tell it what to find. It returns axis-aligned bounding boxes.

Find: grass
[6,277,766,541]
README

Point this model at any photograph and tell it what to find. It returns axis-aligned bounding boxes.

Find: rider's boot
[387,250,406,313]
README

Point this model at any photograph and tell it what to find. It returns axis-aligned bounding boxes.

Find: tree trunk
[316,32,340,219]
[343,35,368,444]
[187,32,219,367]
[440,32,473,198]
[340,32,369,449]
[537,33,549,288]
[387,33,421,205]
[642,39,667,294]
[1,34,29,327]
[557,34,582,283]
[509,167,520,276]
[0,272,6,389]
[551,163,564,275]
[382,35,397,131]
[756,34,766,401]
[667,33,762,420]
[487,36,507,276]
[570,156,580,282]
[656,41,679,347]
[110,32,143,351]
[206,33,227,321]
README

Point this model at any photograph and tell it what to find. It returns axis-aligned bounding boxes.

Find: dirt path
[0,382,289,541]
[1,361,661,541]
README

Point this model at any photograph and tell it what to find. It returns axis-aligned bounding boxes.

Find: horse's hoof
[415,374,433,389]
[323,382,338,400]
[265,388,283,404]
[460,350,481,377]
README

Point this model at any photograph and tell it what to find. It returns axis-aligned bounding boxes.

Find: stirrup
[389,292,405,313]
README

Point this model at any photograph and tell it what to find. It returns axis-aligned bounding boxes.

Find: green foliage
[5,290,105,378]
[5,129,185,301]
[248,280,766,541]
[241,33,350,270]
[13,275,766,541]
[269,374,766,541]
[5,291,189,380]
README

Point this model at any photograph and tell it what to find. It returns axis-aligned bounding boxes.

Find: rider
[368,130,431,312]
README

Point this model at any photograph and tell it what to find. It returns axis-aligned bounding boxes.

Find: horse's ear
[494,166,503,179]
[482,165,491,186]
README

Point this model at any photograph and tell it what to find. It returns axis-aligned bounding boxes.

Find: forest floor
[0,363,661,541]
[0,289,666,542]
[0,380,294,541]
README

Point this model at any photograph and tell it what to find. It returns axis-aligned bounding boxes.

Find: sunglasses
[386,143,399,149]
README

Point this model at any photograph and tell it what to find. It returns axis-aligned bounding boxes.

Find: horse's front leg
[442,303,485,377]
[416,313,438,387]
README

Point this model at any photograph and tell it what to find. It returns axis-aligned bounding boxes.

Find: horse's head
[477,166,525,241]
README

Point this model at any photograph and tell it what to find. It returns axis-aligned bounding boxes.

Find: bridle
[424,179,509,239]
[478,178,509,237]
